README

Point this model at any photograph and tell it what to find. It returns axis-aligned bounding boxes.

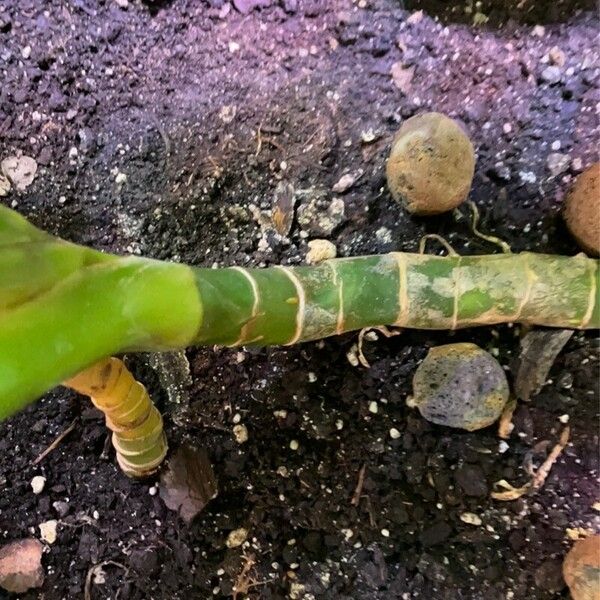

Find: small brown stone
[563,535,600,600]
[386,112,475,215]
[564,163,600,256]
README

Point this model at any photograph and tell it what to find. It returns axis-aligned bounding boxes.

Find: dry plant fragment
[491,426,570,501]
[32,419,77,465]
[232,552,273,600]
[159,444,218,523]
[84,561,128,600]
[351,464,367,506]
[64,357,167,477]
[530,425,570,491]
[498,398,517,439]
[515,329,573,401]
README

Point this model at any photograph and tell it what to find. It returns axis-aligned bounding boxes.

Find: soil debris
[271,181,296,236]
[0,539,44,593]
[492,426,570,500]
[515,329,574,400]
[0,156,37,191]
[159,445,218,524]
[306,238,336,264]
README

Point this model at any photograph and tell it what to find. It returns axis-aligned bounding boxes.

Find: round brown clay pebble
[563,535,600,600]
[564,163,600,256]
[409,342,509,431]
[386,112,476,215]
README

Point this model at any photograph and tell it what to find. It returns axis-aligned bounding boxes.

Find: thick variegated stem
[193,252,599,346]
[64,357,167,477]
[1,200,598,420]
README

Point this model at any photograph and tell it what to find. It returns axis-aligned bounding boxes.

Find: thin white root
[356,326,402,368]
[418,233,459,256]
[459,201,512,254]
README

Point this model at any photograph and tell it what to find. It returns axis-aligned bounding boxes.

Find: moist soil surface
[0,1,599,599]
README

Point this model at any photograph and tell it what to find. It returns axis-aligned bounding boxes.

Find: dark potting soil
[0,1,598,598]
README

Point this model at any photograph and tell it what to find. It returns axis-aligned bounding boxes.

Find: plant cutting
[1,204,598,474]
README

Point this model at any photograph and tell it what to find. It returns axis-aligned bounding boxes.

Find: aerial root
[455,201,512,254]
[355,326,402,368]
[418,233,459,256]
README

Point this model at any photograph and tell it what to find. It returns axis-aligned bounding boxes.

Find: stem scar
[392,253,409,327]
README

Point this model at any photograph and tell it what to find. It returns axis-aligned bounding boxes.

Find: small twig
[84,560,128,600]
[255,123,263,156]
[351,464,366,506]
[365,495,376,528]
[32,419,78,465]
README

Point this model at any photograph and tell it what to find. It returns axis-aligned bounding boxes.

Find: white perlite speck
[389,428,401,439]
[30,476,46,495]
[39,519,58,544]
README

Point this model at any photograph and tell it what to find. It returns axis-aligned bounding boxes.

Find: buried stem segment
[64,357,167,477]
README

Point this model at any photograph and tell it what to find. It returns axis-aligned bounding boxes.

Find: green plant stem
[0,205,598,420]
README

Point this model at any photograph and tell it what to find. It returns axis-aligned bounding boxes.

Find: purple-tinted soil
[0,1,598,598]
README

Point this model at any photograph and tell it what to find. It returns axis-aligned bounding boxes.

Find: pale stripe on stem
[230,266,260,346]
[327,260,345,335]
[275,266,305,345]
[392,253,409,327]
